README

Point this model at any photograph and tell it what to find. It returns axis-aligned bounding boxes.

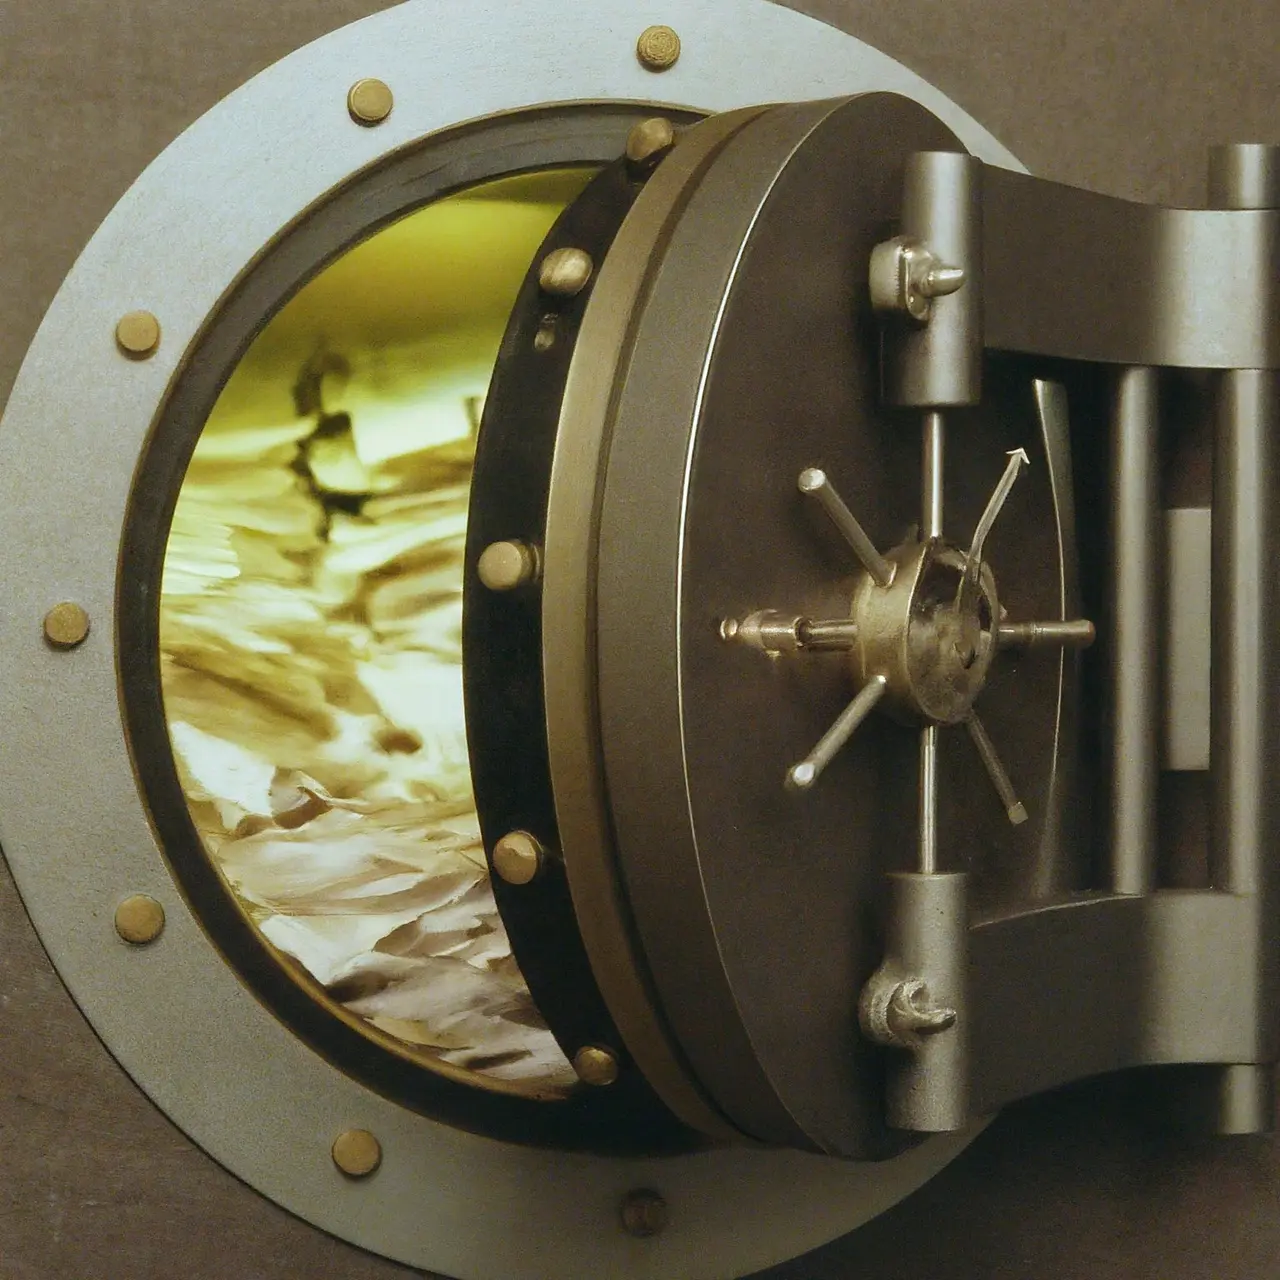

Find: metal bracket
[865,143,1280,1138]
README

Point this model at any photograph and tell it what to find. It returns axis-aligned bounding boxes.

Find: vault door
[467,95,1087,1157]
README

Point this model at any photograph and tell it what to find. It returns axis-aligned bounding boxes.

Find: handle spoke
[958,447,1030,611]
[798,468,894,587]
[965,711,1028,825]
[787,676,887,792]
[996,619,1096,651]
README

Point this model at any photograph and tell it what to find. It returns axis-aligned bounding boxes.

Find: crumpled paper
[160,315,576,1093]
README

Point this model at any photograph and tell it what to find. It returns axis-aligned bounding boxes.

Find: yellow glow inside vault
[159,169,594,1095]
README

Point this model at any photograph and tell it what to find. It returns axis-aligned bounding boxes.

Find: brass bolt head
[477,539,540,591]
[115,311,161,359]
[621,1188,669,1239]
[115,895,165,946]
[626,117,678,172]
[332,1129,382,1178]
[573,1045,621,1088]
[347,78,394,126]
[636,25,681,71]
[493,830,544,886]
[539,247,594,299]
[43,602,91,649]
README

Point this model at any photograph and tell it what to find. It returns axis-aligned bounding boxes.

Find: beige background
[2,0,1279,1276]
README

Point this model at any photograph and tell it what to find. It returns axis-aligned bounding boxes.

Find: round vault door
[0,1,1047,1277]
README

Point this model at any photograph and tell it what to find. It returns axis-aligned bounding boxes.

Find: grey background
[1,0,1278,1276]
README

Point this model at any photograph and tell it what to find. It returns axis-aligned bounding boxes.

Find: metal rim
[461,144,708,1149]
[543,104,770,1141]
[0,1,1018,1275]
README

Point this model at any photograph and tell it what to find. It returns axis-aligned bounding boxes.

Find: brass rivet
[539,247,594,299]
[347,78,394,126]
[332,1129,382,1178]
[626,117,677,171]
[115,311,161,359]
[573,1045,621,1088]
[637,25,681,71]
[477,540,541,591]
[493,831,544,886]
[621,1189,669,1239]
[43,602,91,649]
[114,895,165,946]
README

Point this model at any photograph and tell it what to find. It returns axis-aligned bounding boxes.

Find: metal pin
[885,977,958,1044]
[787,676,887,792]
[965,711,1028,825]
[797,617,860,651]
[919,724,940,873]
[798,468,893,587]
[923,411,945,541]
[723,611,858,655]
[724,609,802,653]
[961,447,1029,601]
[996,619,1096,650]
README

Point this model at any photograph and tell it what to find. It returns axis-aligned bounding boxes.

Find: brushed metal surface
[1110,367,1162,895]
[984,168,1280,369]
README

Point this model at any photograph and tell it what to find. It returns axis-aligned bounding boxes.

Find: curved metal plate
[595,94,1075,1157]
[464,152,705,1149]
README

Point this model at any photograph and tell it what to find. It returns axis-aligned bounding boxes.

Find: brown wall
[2,1,1279,1276]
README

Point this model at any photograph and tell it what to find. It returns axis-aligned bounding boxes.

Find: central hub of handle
[851,538,999,725]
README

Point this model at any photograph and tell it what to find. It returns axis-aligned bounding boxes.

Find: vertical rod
[923,411,945,540]
[883,872,969,1131]
[1205,143,1280,1132]
[885,152,984,408]
[1211,369,1277,894]
[919,725,939,874]
[1110,366,1161,895]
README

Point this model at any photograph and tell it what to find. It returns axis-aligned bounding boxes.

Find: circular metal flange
[849,539,1000,726]
[465,150,705,1149]
[0,1,1021,1276]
